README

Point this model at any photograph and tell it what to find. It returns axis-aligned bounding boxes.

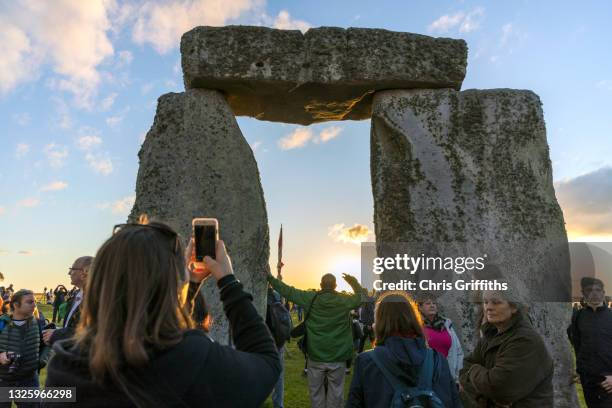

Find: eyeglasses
[68,267,84,273]
[112,223,181,254]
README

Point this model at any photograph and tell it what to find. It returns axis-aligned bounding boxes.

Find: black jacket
[568,302,612,386]
[49,292,82,345]
[44,275,280,407]
[347,336,462,408]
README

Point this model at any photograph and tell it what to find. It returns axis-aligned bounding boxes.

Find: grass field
[34,303,587,407]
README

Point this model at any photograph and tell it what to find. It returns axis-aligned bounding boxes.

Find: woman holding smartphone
[44,220,280,407]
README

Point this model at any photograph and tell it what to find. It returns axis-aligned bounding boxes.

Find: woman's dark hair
[374,291,424,345]
[75,219,194,406]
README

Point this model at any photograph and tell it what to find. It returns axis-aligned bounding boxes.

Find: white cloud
[40,181,68,192]
[86,153,113,175]
[100,92,118,111]
[97,195,135,215]
[0,206,5,216]
[106,115,123,127]
[106,106,129,127]
[251,141,262,151]
[428,8,484,34]
[273,10,311,33]
[279,126,344,149]
[315,126,343,144]
[52,97,73,129]
[17,198,40,208]
[17,250,33,255]
[77,135,103,151]
[131,0,259,54]
[0,1,116,108]
[0,22,41,94]
[428,12,465,33]
[15,143,30,159]
[278,128,313,150]
[459,7,484,33]
[44,143,69,168]
[328,223,372,245]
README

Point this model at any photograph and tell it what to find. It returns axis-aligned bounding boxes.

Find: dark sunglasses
[112,223,181,254]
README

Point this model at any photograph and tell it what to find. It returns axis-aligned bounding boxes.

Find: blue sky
[1,0,611,292]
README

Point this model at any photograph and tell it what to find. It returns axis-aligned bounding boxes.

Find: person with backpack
[266,285,292,408]
[347,291,461,408]
[567,277,612,407]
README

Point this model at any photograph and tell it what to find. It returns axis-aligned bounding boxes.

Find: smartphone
[192,218,219,261]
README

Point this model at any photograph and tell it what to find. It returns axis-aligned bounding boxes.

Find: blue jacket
[347,336,462,408]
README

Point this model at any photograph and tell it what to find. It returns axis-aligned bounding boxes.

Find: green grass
[34,305,588,407]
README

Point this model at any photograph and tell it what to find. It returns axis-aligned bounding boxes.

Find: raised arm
[268,274,315,307]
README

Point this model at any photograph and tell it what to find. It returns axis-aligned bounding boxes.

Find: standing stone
[181,26,467,125]
[371,89,577,407]
[129,89,270,344]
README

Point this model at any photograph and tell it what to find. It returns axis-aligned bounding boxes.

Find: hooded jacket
[459,311,553,408]
[346,336,463,408]
[43,275,280,407]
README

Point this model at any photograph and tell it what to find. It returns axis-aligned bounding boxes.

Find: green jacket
[268,275,362,363]
[459,311,553,408]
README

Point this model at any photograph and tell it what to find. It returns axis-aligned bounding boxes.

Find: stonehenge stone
[129,89,270,344]
[181,26,467,125]
[370,89,577,406]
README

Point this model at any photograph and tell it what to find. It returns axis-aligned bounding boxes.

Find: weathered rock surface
[371,89,577,407]
[129,89,270,344]
[181,26,467,125]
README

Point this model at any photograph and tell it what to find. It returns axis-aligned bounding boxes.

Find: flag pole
[277,224,284,280]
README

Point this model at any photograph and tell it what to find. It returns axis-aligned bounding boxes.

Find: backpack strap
[369,348,410,394]
[303,292,320,323]
[416,348,435,389]
[370,347,444,405]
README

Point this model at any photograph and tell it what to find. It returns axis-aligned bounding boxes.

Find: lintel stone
[181,26,467,125]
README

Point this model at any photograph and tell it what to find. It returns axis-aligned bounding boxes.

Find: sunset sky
[1,0,611,293]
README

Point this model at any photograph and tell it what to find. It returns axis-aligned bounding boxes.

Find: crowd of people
[0,219,610,408]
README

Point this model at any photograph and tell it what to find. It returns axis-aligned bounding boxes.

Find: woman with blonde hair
[347,291,462,407]
[45,221,280,407]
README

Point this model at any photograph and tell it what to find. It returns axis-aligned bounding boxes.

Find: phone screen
[194,224,216,261]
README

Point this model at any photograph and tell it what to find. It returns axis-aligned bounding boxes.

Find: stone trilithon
[128,25,577,406]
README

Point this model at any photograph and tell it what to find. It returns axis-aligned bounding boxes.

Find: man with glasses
[42,256,93,346]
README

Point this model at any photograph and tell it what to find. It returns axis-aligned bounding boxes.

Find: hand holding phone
[186,238,233,282]
[192,218,218,262]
